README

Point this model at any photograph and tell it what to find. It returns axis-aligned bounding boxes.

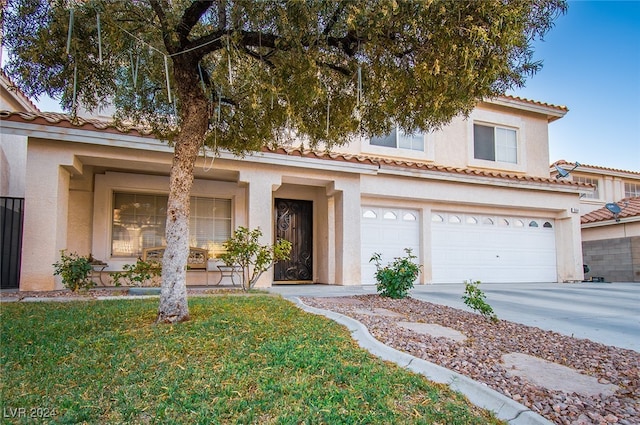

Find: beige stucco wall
[21,139,80,290]
[582,222,640,241]
[335,101,554,179]
[12,105,582,291]
[19,134,585,290]
[237,162,363,287]
[67,170,95,256]
[0,134,27,197]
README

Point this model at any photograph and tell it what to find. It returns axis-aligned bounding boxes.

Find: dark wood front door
[274,199,312,282]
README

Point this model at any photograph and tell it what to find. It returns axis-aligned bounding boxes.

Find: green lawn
[0,296,503,424]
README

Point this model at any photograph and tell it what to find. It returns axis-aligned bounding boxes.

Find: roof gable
[0,70,39,113]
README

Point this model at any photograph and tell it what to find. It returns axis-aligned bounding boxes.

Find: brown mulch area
[301,295,639,425]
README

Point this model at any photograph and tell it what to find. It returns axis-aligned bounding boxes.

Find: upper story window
[370,127,424,151]
[625,182,640,197]
[573,176,600,199]
[473,123,517,164]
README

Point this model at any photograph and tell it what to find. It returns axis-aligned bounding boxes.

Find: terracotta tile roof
[0,110,153,137]
[263,146,377,165]
[0,109,587,189]
[263,146,587,188]
[552,160,640,176]
[498,94,568,113]
[581,197,640,224]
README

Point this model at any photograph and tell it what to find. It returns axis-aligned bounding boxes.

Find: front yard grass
[0,296,503,424]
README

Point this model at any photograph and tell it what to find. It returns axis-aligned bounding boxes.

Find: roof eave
[582,216,640,228]
[487,96,568,122]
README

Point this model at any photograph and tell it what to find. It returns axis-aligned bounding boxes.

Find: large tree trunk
[156,62,209,324]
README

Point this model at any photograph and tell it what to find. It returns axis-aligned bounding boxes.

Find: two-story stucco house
[551,161,640,282]
[1,71,587,291]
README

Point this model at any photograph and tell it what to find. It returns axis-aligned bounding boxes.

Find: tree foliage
[2,0,566,322]
[3,0,566,149]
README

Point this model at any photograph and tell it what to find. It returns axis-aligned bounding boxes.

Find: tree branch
[323,4,345,36]
[242,46,276,68]
[327,30,360,57]
[316,61,352,77]
[218,0,227,30]
[180,30,227,57]
[178,0,215,44]
[148,0,177,54]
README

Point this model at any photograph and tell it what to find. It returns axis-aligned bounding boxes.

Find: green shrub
[52,250,94,292]
[370,248,421,299]
[462,279,498,323]
[111,258,162,287]
[220,226,292,291]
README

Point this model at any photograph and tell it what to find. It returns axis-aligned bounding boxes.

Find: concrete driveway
[408,282,639,352]
[268,281,640,352]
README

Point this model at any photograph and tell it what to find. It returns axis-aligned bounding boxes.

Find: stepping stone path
[396,321,467,342]
[354,308,405,317]
[501,352,619,397]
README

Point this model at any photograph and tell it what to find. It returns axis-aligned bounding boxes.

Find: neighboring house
[1,80,587,291]
[552,162,640,282]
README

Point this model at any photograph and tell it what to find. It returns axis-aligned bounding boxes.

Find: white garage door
[431,212,557,283]
[361,207,420,284]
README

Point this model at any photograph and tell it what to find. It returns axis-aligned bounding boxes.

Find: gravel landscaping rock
[301,294,640,425]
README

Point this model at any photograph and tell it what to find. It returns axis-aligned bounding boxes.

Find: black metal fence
[1,197,24,289]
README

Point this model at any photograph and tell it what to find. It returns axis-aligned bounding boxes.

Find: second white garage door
[431,212,557,283]
[361,207,420,285]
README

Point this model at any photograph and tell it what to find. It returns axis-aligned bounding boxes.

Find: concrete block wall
[582,236,640,282]
[633,237,640,282]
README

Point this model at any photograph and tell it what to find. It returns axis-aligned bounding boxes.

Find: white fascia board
[242,150,379,175]
[582,216,640,228]
[376,166,582,194]
[1,119,172,153]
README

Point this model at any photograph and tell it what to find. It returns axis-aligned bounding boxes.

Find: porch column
[238,169,281,288]
[332,177,361,285]
[556,209,585,283]
[420,206,432,284]
[21,142,81,290]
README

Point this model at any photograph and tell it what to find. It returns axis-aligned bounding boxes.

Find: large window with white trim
[573,176,600,199]
[111,192,231,258]
[473,123,518,164]
[370,127,424,151]
[625,182,640,198]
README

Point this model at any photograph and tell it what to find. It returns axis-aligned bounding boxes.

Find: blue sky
[507,0,640,172]
[16,1,640,172]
